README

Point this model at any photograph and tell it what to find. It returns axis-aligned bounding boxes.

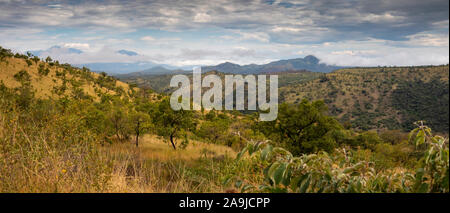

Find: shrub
[229,122,448,193]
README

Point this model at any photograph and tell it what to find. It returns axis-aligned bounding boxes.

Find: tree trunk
[135,134,139,147]
[170,133,176,150]
[135,120,140,147]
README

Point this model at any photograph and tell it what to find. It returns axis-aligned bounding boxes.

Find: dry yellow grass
[100,135,237,192]
[0,129,237,192]
[105,134,236,165]
[2,56,242,193]
[0,57,132,99]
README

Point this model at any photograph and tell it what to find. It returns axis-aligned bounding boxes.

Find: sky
[0,0,448,67]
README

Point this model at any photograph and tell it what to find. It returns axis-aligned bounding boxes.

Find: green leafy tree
[45,56,52,63]
[197,110,231,144]
[257,99,343,155]
[13,70,34,109]
[32,56,40,64]
[198,119,229,144]
[108,99,132,141]
[25,59,32,67]
[409,121,449,192]
[83,104,113,143]
[38,64,50,76]
[130,110,151,147]
[152,98,195,150]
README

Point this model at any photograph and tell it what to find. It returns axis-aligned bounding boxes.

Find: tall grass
[0,107,260,192]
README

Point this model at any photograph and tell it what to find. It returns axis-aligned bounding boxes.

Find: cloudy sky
[0,0,448,67]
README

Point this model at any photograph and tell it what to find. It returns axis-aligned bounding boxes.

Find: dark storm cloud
[0,0,448,43]
[307,0,449,40]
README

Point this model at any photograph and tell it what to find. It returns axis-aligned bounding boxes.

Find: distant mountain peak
[50,45,83,54]
[304,55,319,64]
[27,45,83,56]
[217,61,240,67]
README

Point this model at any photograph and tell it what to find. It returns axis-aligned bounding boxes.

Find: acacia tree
[13,70,34,109]
[197,111,230,144]
[152,98,195,150]
[45,56,52,63]
[32,56,40,64]
[130,110,151,147]
[257,99,343,155]
[102,96,132,142]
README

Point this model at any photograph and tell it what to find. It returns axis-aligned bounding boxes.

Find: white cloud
[361,12,405,23]
[141,36,155,41]
[0,0,448,68]
[63,43,90,50]
[237,31,270,42]
[218,35,234,40]
[317,46,449,66]
[194,13,212,23]
[405,32,449,47]
[331,50,377,56]
[271,26,303,33]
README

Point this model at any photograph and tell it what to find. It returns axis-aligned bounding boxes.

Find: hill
[202,55,343,74]
[280,65,449,132]
[117,69,323,94]
[115,66,190,78]
[117,71,182,93]
[0,46,134,100]
[75,62,169,75]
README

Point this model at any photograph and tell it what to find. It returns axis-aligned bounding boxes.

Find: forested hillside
[120,64,449,133]
[280,66,449,133]
[118,69,323,95]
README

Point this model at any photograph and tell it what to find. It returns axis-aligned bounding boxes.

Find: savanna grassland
[0,46,448,193]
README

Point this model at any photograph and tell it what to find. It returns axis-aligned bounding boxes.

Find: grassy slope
[0,52,258,192]
[0,57,132,99]
[280,65,449,132]
[99,134,238,193]
[0,128,241,192]
[0,53,250,193]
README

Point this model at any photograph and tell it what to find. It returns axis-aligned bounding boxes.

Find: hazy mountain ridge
[74,62,166,74]
[27,46,342,75]
[202,55,343,74]
[115,66,190,78]
[83,55,342,75]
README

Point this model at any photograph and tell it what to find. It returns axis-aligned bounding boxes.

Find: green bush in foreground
[230,122,448,193]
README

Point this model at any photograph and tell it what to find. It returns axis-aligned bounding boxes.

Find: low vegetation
[230,121,448,193]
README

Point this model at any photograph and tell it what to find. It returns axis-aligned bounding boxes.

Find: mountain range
[75,62,178,74]
[115,66,190,78]
[202,55,343,74]
[115,55,342,78]
[28,46,342,75]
